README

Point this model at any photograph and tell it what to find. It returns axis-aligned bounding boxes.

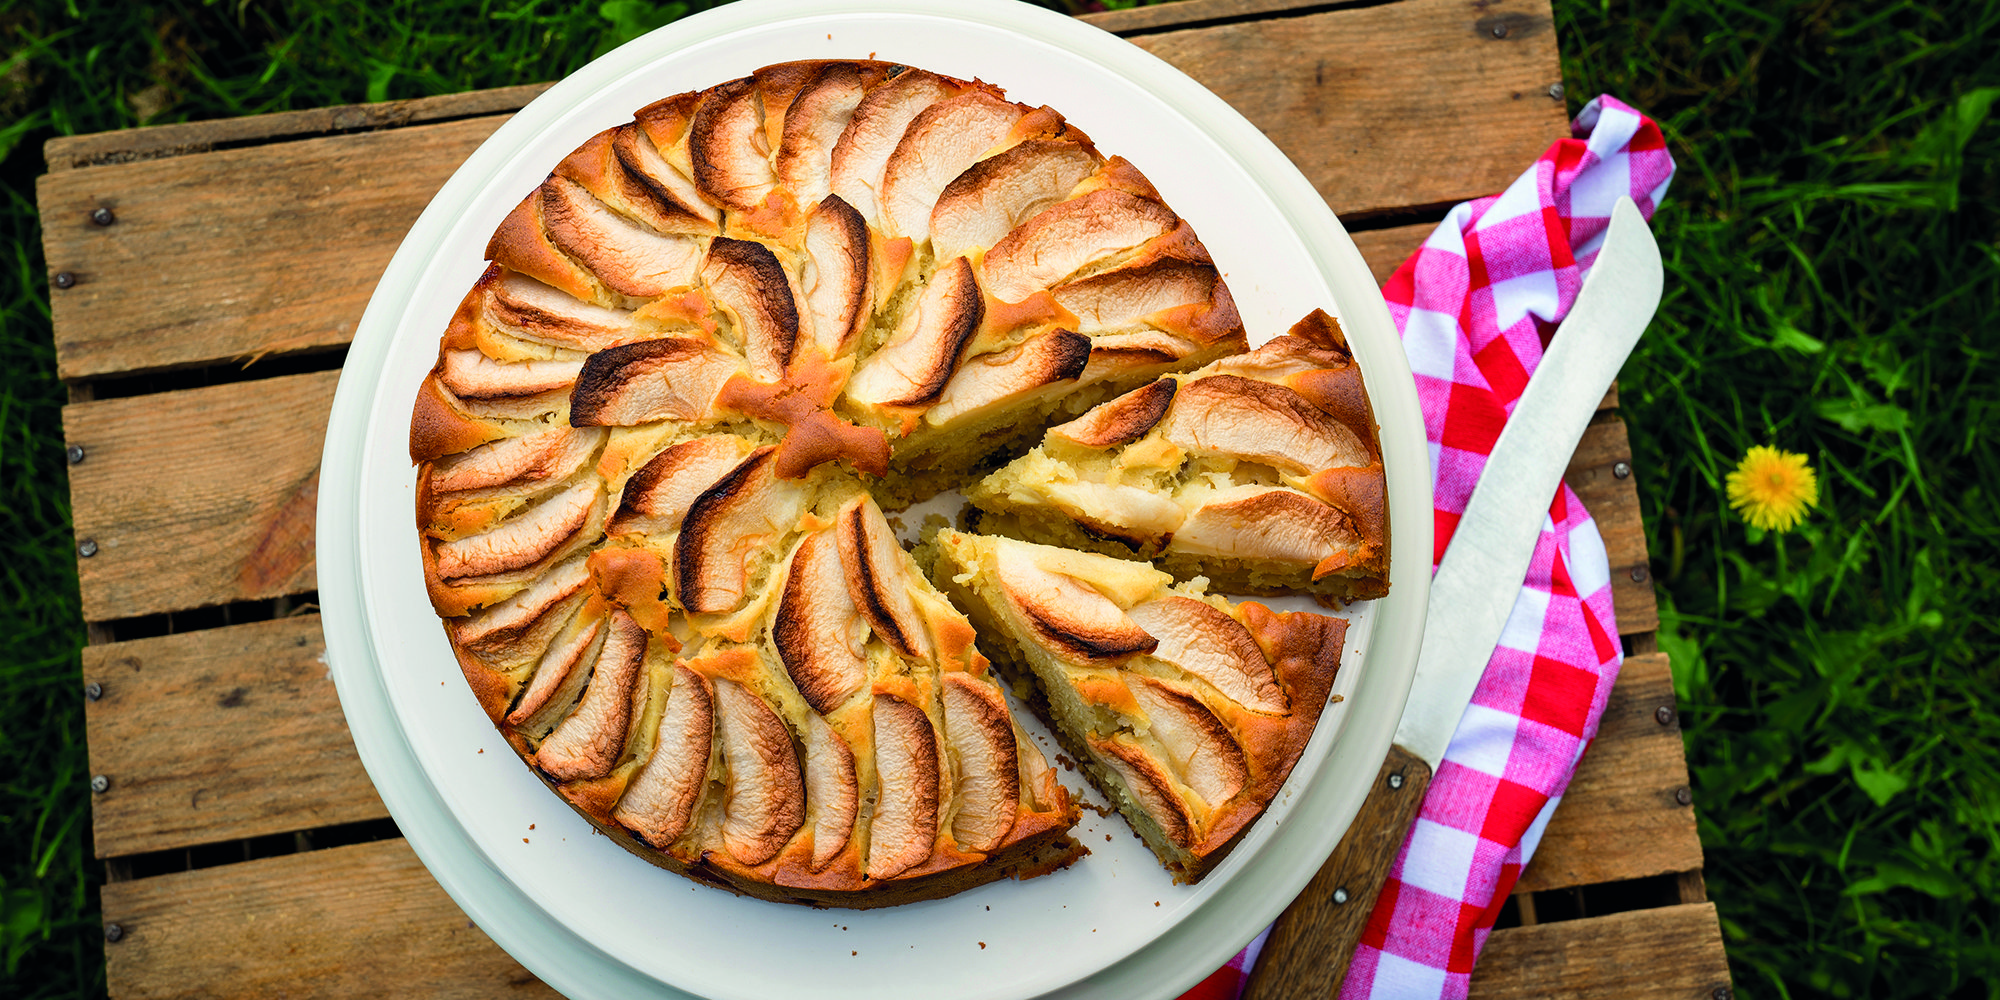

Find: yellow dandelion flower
[1726,446,1818,532]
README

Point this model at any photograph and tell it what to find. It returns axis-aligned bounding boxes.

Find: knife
[1244,197,1663,999]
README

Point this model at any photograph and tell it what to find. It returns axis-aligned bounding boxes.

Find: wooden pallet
[41,0,1729,996]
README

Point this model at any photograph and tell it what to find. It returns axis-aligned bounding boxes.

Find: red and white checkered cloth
[1179,96,1675,1000]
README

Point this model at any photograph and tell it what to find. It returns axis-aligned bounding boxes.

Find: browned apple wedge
[804,712,859,870]
[980,189,1178,303]
[606,435,753,537]
[845,256,982,408]
[776,63,870,210]
[801,195,871,357]
[1052,257,1217,334]
[540,175,705,300]
[536,611,648,782]
[487,273,639,352]
[702,238,799,382]
[429,426,601,495]
[923,328,1090,427]
[433,479,600,581]
[773,528,868,714]
[569,337,744,427]
[931,139,1098,264]
[1049,377,1176,449]
[611,124,723,233]
[613,665,716,849]
[834,495,931,661]
[1126,597,1287,714]
[829,69,956,225]
[867,694,940,879]
[673,448,814,615]
[880,91,1026,243]
[506,615,605,726]
[1159,375,1371,474]
[1088,733,1194,850]
[992,542,1156,663]
[450,557,592,660]
[689,78,778,212]
[714,678,806,865]
[1174,486,1360,568]
[438,350,584,400]
[1128,677,1249,810]
[940,673,1020,852]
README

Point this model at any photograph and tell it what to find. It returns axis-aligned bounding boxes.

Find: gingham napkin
[1179,96,1676,1000]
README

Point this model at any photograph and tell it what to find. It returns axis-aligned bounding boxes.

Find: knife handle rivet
[1674,786,1693,807]
[1654,705,1674,726]
[1332,888,1350,904]
[1387,773,1405,790]
[1630,564,1649,583]
[1613,461,1631,479]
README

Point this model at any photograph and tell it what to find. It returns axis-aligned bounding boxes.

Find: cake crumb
[978,942,986,950]
[852,951,858,956]
[522,838,529,844]
[529,824,535,830]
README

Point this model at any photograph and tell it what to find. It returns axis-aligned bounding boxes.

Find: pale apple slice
[1126,597,1287,714]
[429,426,600,494]
[867,694,941,879]
[451,557,591,658]
[715,678,806,865]
[804,712,860,870]
[1024,480,1185,549]
[845,256,982,408]
[541,175,705,299]
[689,78,778,212]
[834,494,931,661]
[923,328,1091,427]
[433,479,599,581]
[773,528,869,714]
[801,195,871,357]
[931,139,1098,264]
[702,237,800,382]
[941,673,1019,853]
[980,189,1177,303]
[487,273,638,352]
[1159,374,1370,474]
[992,541,1156,663]
[1129,677,1249,809]
[776,63,869,210]
[829,69,955,225]
[569,337,744,426]
[673,448,814,615]
[1088,733,1195,850]
[1173,485,1359,567]
[438,350,584,400]
[880,91,1026,243]
[1048,377,1176,450]
[536,611,647,782]
[606,435,753,537]
[506,615,605,727]
[613,665,716,849]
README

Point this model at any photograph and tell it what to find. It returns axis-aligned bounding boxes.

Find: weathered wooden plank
[44,83,554,172]
[1565,417,1660,636]
[1126,0,1567,221]
[83,615,386,858]
[1471,903,1731,999]
[101,839,561,1000]
[63,369,335,621]
[39,116,510,381]
[40,0,1563,381]
[1513,653,1702,893]
[1080,0,1338,34]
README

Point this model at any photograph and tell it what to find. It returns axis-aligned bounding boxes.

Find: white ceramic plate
[318,2,1431,998]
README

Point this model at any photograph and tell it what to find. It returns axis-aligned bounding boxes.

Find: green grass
[1,0,1995,997]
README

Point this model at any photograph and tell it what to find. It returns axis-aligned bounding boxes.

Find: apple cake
[409,58,1381,907]
[928,531,1347,882]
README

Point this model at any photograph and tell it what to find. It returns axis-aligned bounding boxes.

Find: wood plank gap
[1081,0,1399,36]
[45,84,552,172]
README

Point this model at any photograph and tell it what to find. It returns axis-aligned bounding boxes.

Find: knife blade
[1245,196,1663,999]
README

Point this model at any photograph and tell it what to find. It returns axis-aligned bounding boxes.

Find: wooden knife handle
[1243,744,1433,1000]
